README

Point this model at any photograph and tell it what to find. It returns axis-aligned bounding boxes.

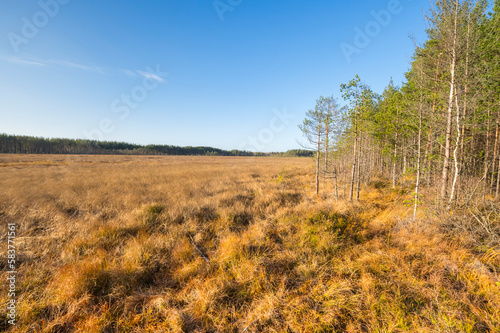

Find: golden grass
[0,154,499,332]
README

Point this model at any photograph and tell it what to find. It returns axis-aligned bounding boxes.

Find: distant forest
[0,134,313,157]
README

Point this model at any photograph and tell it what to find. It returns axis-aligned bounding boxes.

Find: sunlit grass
[0,154,498,332]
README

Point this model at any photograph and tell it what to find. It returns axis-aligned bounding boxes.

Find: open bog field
[0,154,499,332]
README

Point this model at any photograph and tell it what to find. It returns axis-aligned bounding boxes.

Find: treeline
[0,134,314,157]
[301,0,499,213]
[272,149,315,157]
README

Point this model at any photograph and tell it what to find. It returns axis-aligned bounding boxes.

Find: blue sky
[0,0,429,152]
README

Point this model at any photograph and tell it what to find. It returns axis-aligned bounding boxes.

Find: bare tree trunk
[491,121,499,192]
[323,120,329,189]
[392,140,398,188]
[343,155,347,199]
[316,132,320,195]
[381,144,386,176]
[449,89,461,208]
[414,67,424,218]
[484,108,491,197]
[333,162,339,201]
[414,134,423,216]
[496,103,500,199]
[426,55,440,186]
[349,93,359,201]
[403,144,407,184]
[440,1,459,201]
[426,133,434,186]
[458,13,470,200]
[496,151,500,199]
[350,140,357,201]
[356,132,362,201]
[496,115,500,198]
[470,121,477,176]
[367,137,373,185]
[392,106,399,189]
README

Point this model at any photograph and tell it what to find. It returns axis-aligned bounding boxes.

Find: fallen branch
[242,320,256,332]
[188,234,210,263]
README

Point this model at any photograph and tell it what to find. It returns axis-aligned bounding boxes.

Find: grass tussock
[0,154,499,332]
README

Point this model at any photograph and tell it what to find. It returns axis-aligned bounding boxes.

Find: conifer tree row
[300,0,499,210]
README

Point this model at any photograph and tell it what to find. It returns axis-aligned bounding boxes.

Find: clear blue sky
[0,0,429,152]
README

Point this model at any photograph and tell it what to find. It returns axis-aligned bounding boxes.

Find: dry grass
[0,154,499,332]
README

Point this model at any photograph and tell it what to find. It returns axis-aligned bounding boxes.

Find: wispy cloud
[5,56,47,67]
[47,59,105,73]
[123,69,138,78]
[4,55,105,73]
[136,70,166,83]
[5,55,167,82]
[121,69,167,83]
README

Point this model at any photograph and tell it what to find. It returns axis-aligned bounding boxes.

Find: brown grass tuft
[0,154,499,331]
